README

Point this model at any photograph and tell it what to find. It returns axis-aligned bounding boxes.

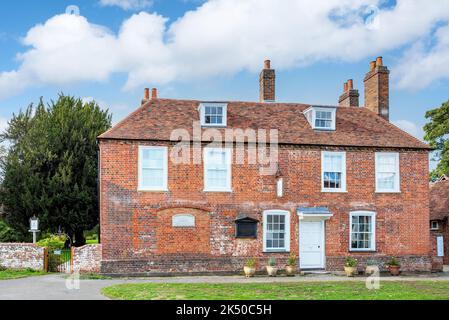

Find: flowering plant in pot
[244,258,257,277]
[344,257,358,277]
[285,255,297,276]
[365,260,378,275]
[266,257,278,277]
[387,257,401,276]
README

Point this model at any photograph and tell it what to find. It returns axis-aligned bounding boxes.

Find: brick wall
[100,140,431,274]
[430,219,448,268]
[72,244,102,273]
[0,243,45,271]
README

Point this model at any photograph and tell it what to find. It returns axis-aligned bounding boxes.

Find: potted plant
[266,257,278,277]
[365,260,378,275]
[344,257,358,277]
[285,255,297,276]
[243,258,257,277]
[387,257,401,276]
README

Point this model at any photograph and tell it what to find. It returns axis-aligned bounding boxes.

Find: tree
[0,95,112,246]
[424,99,449,181]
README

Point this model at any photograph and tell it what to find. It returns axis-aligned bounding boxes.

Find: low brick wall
[72,244,102,273]
[0,243,45,271]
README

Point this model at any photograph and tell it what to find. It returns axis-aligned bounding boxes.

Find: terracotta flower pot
[344,266,356,277]
[285,265,296,277]
[266,266,278,277]
[244,266,256,277]
[388,265,400,276]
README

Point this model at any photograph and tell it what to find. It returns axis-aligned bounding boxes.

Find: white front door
[299,221,325,269]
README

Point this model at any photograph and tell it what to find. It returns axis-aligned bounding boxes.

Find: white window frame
[138,146,168,191]
[304,107,336,131]
[349,211,376,252]
[200,103,227,127]
[321,151,346,192]
[431,221,439,230]
[203,147,232,192]
[375,152,400,193]
[263,210,291,252]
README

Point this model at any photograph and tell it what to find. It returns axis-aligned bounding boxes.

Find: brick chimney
[338,79,359,107]
[364,57,390,121]
[259,60,275,102]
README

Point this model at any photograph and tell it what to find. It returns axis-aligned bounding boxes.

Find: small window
[204,148,232,192]
[375,153,400,193]
[304,106,336,130]
[263,210,290,252]
[322,151,346,192]
[276,178,283,197]
[431,221,439,230]
[138,146,168,191]
[350,211,376,251]
[235,217,258,238]
[200,103,227,126]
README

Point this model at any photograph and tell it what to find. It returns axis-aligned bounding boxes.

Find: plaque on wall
[172,214,195,227]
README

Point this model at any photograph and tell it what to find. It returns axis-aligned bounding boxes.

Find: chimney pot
[344,82,348,92]
[376,56,383,67]
[347,79,353,90]
[370,61,376,71]
[151,88,157,99]
[264,60,271,69]
[144,88,150,100]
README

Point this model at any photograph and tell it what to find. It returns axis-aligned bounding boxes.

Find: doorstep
[301,269,331,275]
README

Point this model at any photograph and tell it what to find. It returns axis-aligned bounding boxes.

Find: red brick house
[430,176,449,268]
[98,58,433,275]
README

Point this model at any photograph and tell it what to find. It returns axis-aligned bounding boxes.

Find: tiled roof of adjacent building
[98,98,430,150]
[430,177,449,221]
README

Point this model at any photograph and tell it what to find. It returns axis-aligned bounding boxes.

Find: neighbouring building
[430,176,449,268]
[98,57,433,275]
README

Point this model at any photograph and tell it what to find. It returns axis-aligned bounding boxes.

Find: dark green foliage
[424,99,449,180]
[0,219,21,242]
[0,95,111,246]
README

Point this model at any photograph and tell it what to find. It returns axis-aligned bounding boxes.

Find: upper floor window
[203,148,232,192]
[304,106,336,130]
[322,151,346,192]
[263,210,290,252]
[375,152,400,193]
[350,211,376,251]
[138,146,168,191]
[200,103,227,127]
[431,221,439,230]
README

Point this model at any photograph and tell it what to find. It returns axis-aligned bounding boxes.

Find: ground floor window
[350,211,376,251]
[263,210,290,252]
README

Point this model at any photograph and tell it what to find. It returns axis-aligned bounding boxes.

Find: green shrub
[245,258,256,268]
[0,220,21,242]
[287,254,297,266]
[345,257,358,268]
[37,234,66,249]
[388,257,401,267]
[267,257,277,267]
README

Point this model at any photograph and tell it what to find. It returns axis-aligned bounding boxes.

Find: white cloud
[395,23,449,90]
[1,0,449,99]
[99,0,153,10]
[392,119,424,140]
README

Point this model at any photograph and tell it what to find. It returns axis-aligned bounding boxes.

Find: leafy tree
[0,95,111,246]
[424,99,449,180]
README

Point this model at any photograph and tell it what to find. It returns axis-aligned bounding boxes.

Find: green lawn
[102,281,449,300]
[0,269,47,280]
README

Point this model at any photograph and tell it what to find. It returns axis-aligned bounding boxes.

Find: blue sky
[0,0,449,163]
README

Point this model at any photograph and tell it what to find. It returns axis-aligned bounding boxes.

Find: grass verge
[0,269,47,280]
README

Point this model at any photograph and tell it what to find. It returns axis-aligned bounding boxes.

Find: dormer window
[200,103,227,127]
[304,106,336,130]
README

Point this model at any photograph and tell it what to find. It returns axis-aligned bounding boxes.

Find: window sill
[321,189,347,193]
[263,250,290,253]
[138,188,169,192]
[203,189,233,193]
[349,250,376,253]
[375,190,401,194]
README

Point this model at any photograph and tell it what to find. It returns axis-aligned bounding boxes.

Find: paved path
[1,273,449,300]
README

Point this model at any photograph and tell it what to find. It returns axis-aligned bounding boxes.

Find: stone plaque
[172,214,195,227]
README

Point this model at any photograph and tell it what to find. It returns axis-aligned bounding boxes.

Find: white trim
[276,178,283,198]
[203,147,232,192]
[349,211,376,252]
[299,220,326,269]
[321,151,346,192]
[263,210,291,253]
[200,103,228,127]
[138,146,168,191]
[375,152,400,193]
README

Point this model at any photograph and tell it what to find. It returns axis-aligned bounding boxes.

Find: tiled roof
[430,179,449,221]
[98,98,430,149]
